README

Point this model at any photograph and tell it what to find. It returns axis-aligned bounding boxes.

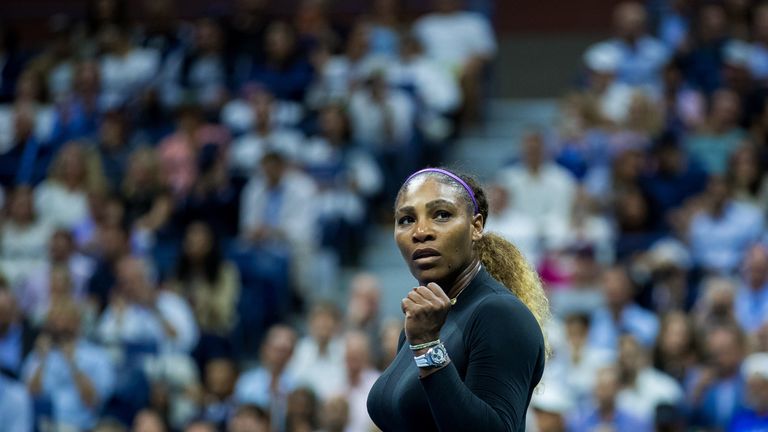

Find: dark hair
[397,168,551,354]
[175,221,223,285]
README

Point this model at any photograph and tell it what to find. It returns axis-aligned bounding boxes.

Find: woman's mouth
[412,248,441,264]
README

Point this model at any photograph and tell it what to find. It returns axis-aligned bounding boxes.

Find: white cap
[584,43,623,73]
[531,384,574,415]
[723,40,753,68]
[649,238,692,269]
[742,352,768,380]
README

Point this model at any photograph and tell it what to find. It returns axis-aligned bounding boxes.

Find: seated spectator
[496,131,577,244]
[377,319,402,370]
[735,245,768,334]
[730,352,768,431]
[546,245,607,317]
[285,387,319,432]
[85,223,130,313]
[687,323,748,429]
[588,265,659,352]
[16,229,95,324]
[234,325,298,416]
[184,420,217,432]
[0,68,55,155]
[684,89,747,175]
[288,303,345,401]
[26,16,77,104]
[615,335,684,421]
[0,101,56,187]
[221,85,304,136]
[302,104,383,265]
[245,21,313,103]
[95,110,133,193]
[48,60,105,144]
[529,383,574,432]
[688,175,763,275]
[413,0,496,123]
[0,25,26,104]
[227,404,270,432]
[653,311,699,383]
[568,366,651,432]
[613,189,664,259]
[167,221,240,342]
[692,276,738,329]
[157,104,230,201]
[119,147,173,236]
[160,18,230,113]
[0,370,33,432]
[582,2,670,93]
[200,356,239,429]
[749,3,768,81]
[365,0,403,59]
[482,184,540,263]
[34,141,106,229]
[132,408,168,432]
[96,256,199,354]
[228,88,304,177]
[97,24,160,109]
[317,395,349,432]
[0,283,36,378]
[0,186,54,286]
[726,144,768,211]
[23,300,115,431]
[345,273,382,359]
[639,238,695,312]
[341,331,379,432]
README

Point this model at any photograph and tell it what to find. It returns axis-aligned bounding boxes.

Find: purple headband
[404,168,479,215]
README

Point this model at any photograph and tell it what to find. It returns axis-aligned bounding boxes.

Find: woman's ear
[471,213,484,241]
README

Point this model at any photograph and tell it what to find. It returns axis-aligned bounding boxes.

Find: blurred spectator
[199,356,238,428]
[588,265,659,351]
[483,184,539,262]
[227,404,270,432]
[568,365,650,431]
[584,2,670,92]
[680,2,730,94]
[546,245,606,317]
[132,408,168,432]
[157,104,230,200]
[17,228,95,324]
[285,387,318,432]
[0,24,25,104]
[688,323,748,428]
[228,88,303,177]
[726,144,768,210]
[345,273,381,355]
[0,369,33,432]
[640,238,695,312]
[341,331,379,432]
[135,0,186,62]
[160,18,230,113]
[0,99,56,187]
[692,276,738,328]
[684,89,747,175]
[167,221,240,347]
[303,104,382,265]
[0,186,54,286]
[234,325,298,428]
[0,283,36,378]
[413,0,496,123]
[27,15,76,104]
[184,419,217,432]
[98,24,160,109]
[317,395,349,432]
[688,175,763,274]
[95,110,133,193]
[735,244,768,333]
[23,300,115,431]
[120,147,172,233]
[529,383,573,432]
[366,0,403,59]
[85,222,130,313]
[245,21,314,103]
[377,319,401,370]
[730,352,768,430]
[96,256,199,354]
[288,302,345,401]
[226,0,272,61]
[50,60,104,143]
[653,311,699,383]
[33,141,105,229]
[293,0,340,51]
[496,131,577,248]
[615,334,684,420]
[751,3,768,81]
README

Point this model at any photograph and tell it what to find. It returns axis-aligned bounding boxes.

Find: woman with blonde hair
[367,168,549,431]
[34,140,105,229]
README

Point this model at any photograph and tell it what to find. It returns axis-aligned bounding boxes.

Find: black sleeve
[419,295,544,431]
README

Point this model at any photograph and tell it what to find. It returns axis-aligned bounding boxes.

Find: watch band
[413,342,449,368]
[409,339,441,351]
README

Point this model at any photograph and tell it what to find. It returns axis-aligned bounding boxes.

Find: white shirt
[348,87,415,149]
[616,367,684,420]
[496,162,577,231]
[100,48,160,108]
[413,11,496,71]
[0,220,54,287]
[287,337,346,401]
[33,180,90,229]
[0,104,55,153]
[386,55,461,113]
[239,170,319,249]
[344,369,380,432]
[221,98,304,135]
[229,129,304,174]
[96,290,199,353]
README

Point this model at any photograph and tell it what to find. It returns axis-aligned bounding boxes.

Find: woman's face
[660,313,690,355]
[9,188,35,222]
[394,177,482,286]
[184,223,213,260]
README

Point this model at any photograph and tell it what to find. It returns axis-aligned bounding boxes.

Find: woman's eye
[435,211,451,220]
[398,216,414,225]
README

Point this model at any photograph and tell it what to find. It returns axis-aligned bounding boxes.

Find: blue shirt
[735,282,768,333]
[569,407,651,432]
[0,374,32,432]
[588,304,659,351]
[0,324,23,375]
[730,409,768,431]
[689,202,764,274]
[22,340,115,431]
[586,37,671,90]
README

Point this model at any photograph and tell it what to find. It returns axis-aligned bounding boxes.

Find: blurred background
[0,0,767,431]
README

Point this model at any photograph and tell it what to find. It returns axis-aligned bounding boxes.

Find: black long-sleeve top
[367,268,545,431]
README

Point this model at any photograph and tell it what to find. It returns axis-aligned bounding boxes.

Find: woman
[367,168,549,431]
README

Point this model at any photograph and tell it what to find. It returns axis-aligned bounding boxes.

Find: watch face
[429,346,447,364]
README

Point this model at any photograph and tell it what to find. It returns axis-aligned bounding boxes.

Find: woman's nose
[412,220,435,242]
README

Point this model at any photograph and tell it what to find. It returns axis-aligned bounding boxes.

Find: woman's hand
[402,283,451,345]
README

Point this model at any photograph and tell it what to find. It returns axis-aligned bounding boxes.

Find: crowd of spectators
[0,0,496,431]
[515,1,768,431]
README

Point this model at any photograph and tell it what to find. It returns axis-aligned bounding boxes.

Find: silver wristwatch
[414,342,449,368]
